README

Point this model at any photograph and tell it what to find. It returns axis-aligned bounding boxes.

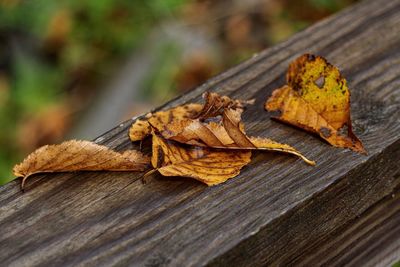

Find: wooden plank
[1,0,399,266]
[210,140,400,266]
[297,184,400,267]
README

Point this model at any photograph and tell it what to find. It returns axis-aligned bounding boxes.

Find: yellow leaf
[265,54,366,154]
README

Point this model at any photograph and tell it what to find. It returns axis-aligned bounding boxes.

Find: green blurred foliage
[141,43,182,102]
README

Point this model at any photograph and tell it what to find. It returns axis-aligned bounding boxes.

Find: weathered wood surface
[1,0,400,266]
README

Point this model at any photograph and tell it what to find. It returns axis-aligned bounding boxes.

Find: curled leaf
[129,92,253,142]
[129,103,203,142]
[194,91,254,119]
[265,54,366,153]
[151,133,251,186]
[158,108,315,165]
[13,140,150,189]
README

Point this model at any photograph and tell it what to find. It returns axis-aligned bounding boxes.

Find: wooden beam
[1,0,399,265]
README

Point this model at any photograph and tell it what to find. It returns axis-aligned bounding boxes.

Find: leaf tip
[351,141,367,155]
[306,158,317,166]
[293,152,316,166]
[12,165,22,178]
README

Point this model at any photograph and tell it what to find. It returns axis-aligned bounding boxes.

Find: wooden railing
[1,0,399,265]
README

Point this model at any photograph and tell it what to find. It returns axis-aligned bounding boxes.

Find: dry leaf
[158,108,315,165]
[13,140,150,189]
[129,92,253,142]
[130,91,312,164]
[265,54,366,153]
[194,91,254,119]
[129,103,203,142]
[151,132,251,186]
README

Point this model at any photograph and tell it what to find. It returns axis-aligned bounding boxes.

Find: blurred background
[0,0,358,185]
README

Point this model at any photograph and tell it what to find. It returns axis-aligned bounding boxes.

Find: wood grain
[1,0,400,266]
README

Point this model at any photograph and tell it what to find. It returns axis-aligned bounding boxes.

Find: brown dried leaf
[265,54,366,153]
[151,133,251,186]
[13,140,150,189]
[194,91,255,119]
[129,103,203,142]
[129,92,253,142]
[159,108,315,165]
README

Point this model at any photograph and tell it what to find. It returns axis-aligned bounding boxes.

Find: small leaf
[129,92,253,142]
[13,140,150,189]
[151,133,251,186]
[129,103,203,142]
[193,91,254,119]
[265,54,366,153]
